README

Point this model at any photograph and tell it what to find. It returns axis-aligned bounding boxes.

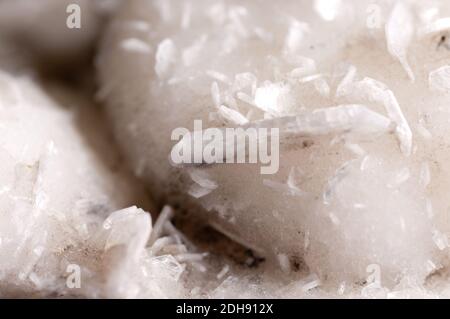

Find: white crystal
[120,38,152,54]
[429,66,450,92]
[155,38,177,79]
[385,2,415,81]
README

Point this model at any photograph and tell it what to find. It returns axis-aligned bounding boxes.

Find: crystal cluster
[97,0,450,296]
[3,0,450,298]
[0,70,205,297]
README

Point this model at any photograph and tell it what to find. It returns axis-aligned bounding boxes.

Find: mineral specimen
[97,0,450,292]
[0,69,199,298]
[5,0,450,299]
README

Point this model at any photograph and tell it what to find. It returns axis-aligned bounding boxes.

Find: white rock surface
[5,0,450,299]
[0,69,198,298]
[97,0,450,294]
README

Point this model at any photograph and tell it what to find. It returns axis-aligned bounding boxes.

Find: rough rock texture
[5,0,450,299]
[0,69,199,298]
[97,0,450,294]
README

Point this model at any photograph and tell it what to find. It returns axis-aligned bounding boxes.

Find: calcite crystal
[97,0,450,292]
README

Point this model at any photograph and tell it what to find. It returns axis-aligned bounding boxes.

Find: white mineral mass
[0,69,199,298]
[96,0,450,296]
[4,0,450,299]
